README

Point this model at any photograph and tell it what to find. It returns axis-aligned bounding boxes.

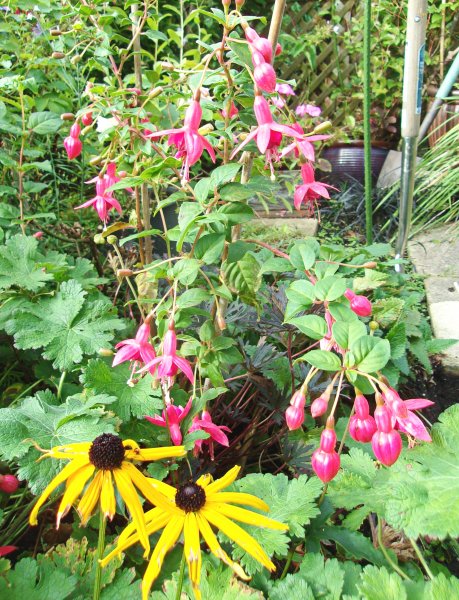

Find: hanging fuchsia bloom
[280,122,330,162]
[112,322,156,375]
[349,394,377,443]
[141,320,194,383]
[147,96,215,184]
[81,112,93,126]
[222,101,238,119]
[372,403,402,466]
[0,474,19,494]
[272,96,286,109]
[188,410,231,460]
[244,25,273,63]
[63,122,82,160]
[381,385,433,443]
[276,83,295,96]
[294,162,336,214]
[311,380,334,418]
[311,418,340,482]
[344,289,372,317]
[0,546,17,557]
[252,50,277,93]
[231,94,302,173]
[285,389,307,430]
[145,398,193,446]
[296,103,322,118]
[75,162,124,224]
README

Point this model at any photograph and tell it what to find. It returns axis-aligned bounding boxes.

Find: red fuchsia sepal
[189,410,231,460]
[0,546,17,557]
[145,398,193,446]
[221,101,238,119]
[349,393,377,443]
[140,320,194,384]
[380,384,434,443]
[344,289,372,317]
[285,389,307,430]
[112,322,156,374]
[371,403,402,466]
[0,474,19,494]
[311,417,340,482]
[147,97,215,184]
[293,162,337,214]
[280,122,330,162]
[244,25,273,63]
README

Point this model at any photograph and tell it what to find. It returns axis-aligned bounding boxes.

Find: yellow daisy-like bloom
[100,465,288,600]
[29,433,186,557]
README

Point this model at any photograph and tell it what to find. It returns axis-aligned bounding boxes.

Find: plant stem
[280,543,295,579]
[57,370,66,400]
[410,537,434,580]
[363,0,373,243]
[93,510,107,600]
[175,551,186,600]
[377,518,410,580]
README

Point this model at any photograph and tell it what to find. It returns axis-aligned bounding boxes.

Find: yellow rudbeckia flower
[100,465,288,600]
[29,433,186,557]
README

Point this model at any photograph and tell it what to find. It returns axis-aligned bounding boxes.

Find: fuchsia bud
[33,231,44,239]
[275,43,282,56]
[63,135,82,160]
[349,394,377,443]
[285,390,306,430]
[0,474,19,494]
[371,403,402,466]
[311,417,340,482]
[81,112,93,126]
[222,101,238,119]
[311,395,328,418]
[253,62,277,93]
[252,37,273,64]
[344,289,372,317]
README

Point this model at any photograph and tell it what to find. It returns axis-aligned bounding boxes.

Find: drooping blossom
[311,417,340,482]
[147,96,215,184]
[296,103,322,118]
[112,321,156,376]
[251,50,277,93]
[294,162,336,214]
[75,162,123,224]
[0,474,19,494]
[244,25,273,63]
[280,122,330,162]
[188,409,231,460]
[63,122,82,160]
[344,289,372,317]
[285,389,307,430]
[222,100,238,119]
[349,393,377,443]
[276,83,295,96]
[231,94,303,175]
[380,385,433,443]
[141,320,194,384]
[371,403,402,466]
[145,398,193,446]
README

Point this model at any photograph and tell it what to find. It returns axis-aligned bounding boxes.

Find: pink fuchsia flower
[0,546,17,557]
[296,103,322,118]
[294,162,336,213]
[231,94,303,174]
[251,50,277,93]
[344,289,372,317]
[112,322,156,374]
[285,389,307,430]
[280,122,330,162]
[380,385,434,443]
[63,123,82,160]
[75,162,124,224]
[349,394,377,443]
[145,398,193,446]
[188,410,231,460]
[276,83,295,96]
[244,25,273,63]
[81,112,93,126]
[222,101,238,120]
[271,96,286,109]
[371,403,402,466]
[311,418,340,482]
[0,474,19,494]
[33,231,44,239]
[311,379,334,418]
[141,320,194,384]
[147,96,215,184]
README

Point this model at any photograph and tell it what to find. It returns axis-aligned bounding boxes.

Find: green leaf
[285,280,315,307]
[349,336,391,373]
[332,321,367,350]
[318,525,386,566]
[289,315,327,340]
[353,269,388,292]
[302,350,342,371]
[224,254,261,308]
[218,202,254,225]
[81,359,163,421]
[372,298,404,327]
[328,302,358,322]
[219,182,253,202]
[289,243,316,270]
[0,557,77,600]
[7,280,124,370]
[357,566,407,600]
[314,276,347,302]
[177,288,210,308]
[386,323,407,360]
[27,111,62,135]
[210,163,241,188]
[193,177,212,203]
[0,234,53,291]
[172,258,200,285]
[194,233,225,264]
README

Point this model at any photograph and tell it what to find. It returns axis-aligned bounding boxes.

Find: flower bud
[81,112,93,126]
[222,101,238,119]
[117,268,134,277]
[71,54,82,65]
[50,29,62,36]
[312,120,332,134]
[374,404,392,433]
[61,112,75,121]
[63,135,82,160]
[149,86,163,99]
[0,474,19,494]
[363,261,377,269]
[349,395,377,444]
[106,235,118,245]
[51,51,65,59]
[312,420,340,483]
[275,43,282,56]
[216,314,226,331]
[69,123,81,138]
[311,396,328,418]
[369,320,379,331]
[235,0,245,8]
[251,37,273,64]
[254,62,277,93]
[33,231,44,239]
[344,289,372,317]
[93,233,105,245]
[222,0,231,5]
[371,430,402,466]
[89,155,103,166]
[285,405,304,430]
[98,348,114,357]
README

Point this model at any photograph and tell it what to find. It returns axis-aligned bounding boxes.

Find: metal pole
[363,0,373,244]
[395,0,427,271]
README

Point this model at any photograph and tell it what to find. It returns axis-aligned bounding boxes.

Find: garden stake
[363,0,372,244]
[267,0,287,56]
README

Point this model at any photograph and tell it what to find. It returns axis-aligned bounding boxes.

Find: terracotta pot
[427,91,459,148]
[318,142,390,186]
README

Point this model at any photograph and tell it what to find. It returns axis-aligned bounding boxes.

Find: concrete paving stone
[428,301,459,375]
[408,225,459,277]
[253,217,318,237]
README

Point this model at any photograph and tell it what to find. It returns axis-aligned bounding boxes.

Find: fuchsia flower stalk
[344,289,372,317]
[293,162,336,214]
[311,417,340,482]
[285,389,307,430]
[189,410,231,460]
[145,398,193,446]
[349,393,377,443]
[0,474,19,494]
[63,122,82,160]
[141,320,194,384]
[112,321,156,375]
[147,95,215,184]
[371,402,402,466]
[75,162,123,224]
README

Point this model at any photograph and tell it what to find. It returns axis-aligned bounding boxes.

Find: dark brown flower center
[89,433,125,470]
[175,482,206,512]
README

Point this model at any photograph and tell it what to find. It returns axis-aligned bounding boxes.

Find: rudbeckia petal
[113,467,150,556]
[100,470,116,520]
[184,513,202,597]
[46,442,92,459]
[202,508,275,571]
[205,465,240,495]
[56,463,95,528]
[196,513,249,581]
[211,503,288,531]
[29,458,88,525]
[141,516,185,600]
[77,470,103,525]
[124,445,186,462]
[206,492,269,512]
[120,462,179,510]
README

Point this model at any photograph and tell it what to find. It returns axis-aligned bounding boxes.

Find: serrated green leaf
[210,163,241,188]
[0,557,76,600]
[302,350,342,371]
[224,254,261,308]
[289,315,327,340]
[285,280,315,307]
[0,234,53,291]
[372,298,404,328]
[27,111,62,135]
[357,566,407,600]
[386,323,407,360]
[332,321,367,350]
[194,233,225,264]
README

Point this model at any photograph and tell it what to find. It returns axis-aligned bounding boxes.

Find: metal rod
[363,0,373,244]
